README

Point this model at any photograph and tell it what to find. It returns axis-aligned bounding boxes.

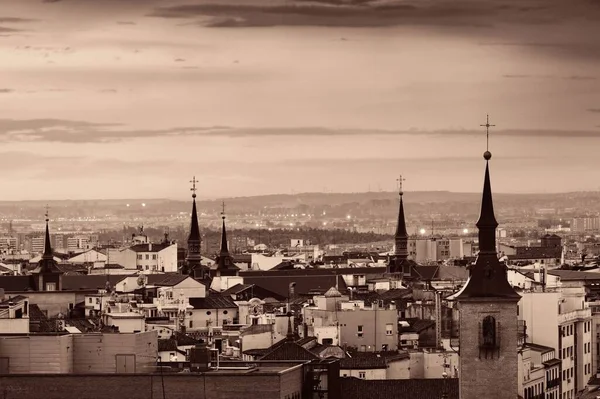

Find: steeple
[219,202,229,255]
[452,116,519,300]
[185,177,203,276]
[42,206,53,261]
[212,202,238,277]
[394,175,408,259]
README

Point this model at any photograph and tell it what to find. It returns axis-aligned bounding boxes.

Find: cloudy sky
[1,0,600,200]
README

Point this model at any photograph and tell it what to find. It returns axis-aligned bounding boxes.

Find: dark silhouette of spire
[220,205,229,255]
[185,177,202,276]
[394,192,408,259]
[452,118,519,300]
[213,202,238,277]
[42,210,53,260]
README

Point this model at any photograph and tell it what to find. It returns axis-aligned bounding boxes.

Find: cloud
[0,89,14,93]
[116,21,137,25]
[588,109,600,113]
[0,27,20,33]
[0,119,598,144]
[0,17,35,23]
[148,0,600,29]
[42,0,62,3]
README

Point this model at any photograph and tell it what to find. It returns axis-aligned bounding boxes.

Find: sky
[1,0,600,200]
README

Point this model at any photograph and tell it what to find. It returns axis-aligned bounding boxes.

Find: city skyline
[1,0,600,200]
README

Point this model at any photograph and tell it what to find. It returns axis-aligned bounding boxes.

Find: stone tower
[449,134,520,399]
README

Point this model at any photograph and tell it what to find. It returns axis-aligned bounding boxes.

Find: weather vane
[190,176,198,198]
[396,175,406,196]
[480,114,495,160]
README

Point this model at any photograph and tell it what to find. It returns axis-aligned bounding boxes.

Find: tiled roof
[158,339,178,352]
[523,342,554,354]
[340,351,409,369]
[62,275,126,291]
[511,246,561,260]
[0,295,28,306]
[340,377,459,399]
[222,283,253,295]
[129,243,172,253]
[242,274,348,298]
[29,304,61,333]
[378,288,412,301]
[409,319,436,333]
[0,276,34,292]
[189,295,237,309]
[413,265,439,280]
[548,270,600,281]
[154,274,190,287]
[260,340,318,361]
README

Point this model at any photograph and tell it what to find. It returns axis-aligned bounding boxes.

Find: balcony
[546,378,560,389]
[558,308,591,324]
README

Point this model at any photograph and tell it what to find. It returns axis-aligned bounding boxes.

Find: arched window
[482,316,496,347]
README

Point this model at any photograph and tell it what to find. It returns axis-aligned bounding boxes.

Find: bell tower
[449,116,520,399]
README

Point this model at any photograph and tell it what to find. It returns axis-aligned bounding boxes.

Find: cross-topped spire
[190,176,198,199]
[396,175,406,196]
[480,114,496,156]
[221,201,226,220]
[44,204,50,222]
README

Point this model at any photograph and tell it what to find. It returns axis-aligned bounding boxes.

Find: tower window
[482,316,497,348]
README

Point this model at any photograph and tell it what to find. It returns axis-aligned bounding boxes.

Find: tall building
[449,146,521,399]
[185,177,205,278]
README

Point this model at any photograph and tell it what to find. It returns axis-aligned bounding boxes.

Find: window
[89,298,93,304]
[386,323,393,336]
[357,325,363,338]
[223,310,228,315]
[45,282,56,291]
[145,254,149,260]
[481,316,497,348]
[206,311,212,315]
[358,371,366,379]
[152,254,157,260]
[322,338,333,345]
[137,254,142,260]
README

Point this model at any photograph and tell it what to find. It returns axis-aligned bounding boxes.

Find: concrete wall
[189,307,238,329]
[409,351,458,379]
[0,373,299,399]
[337,309,398,351]
[72,331,157,374]
[340,368,386,380]
[17,291,88,317]
[0,335,73,374]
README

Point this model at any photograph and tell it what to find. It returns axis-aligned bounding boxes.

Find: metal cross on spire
[480,114,496,152]
[221,201,226,219]
[44,204,50,222]
[396,175,406,196]
[190,176,198,198]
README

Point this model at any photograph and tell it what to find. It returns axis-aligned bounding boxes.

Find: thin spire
[450,115,519,300]
[220,201,229,254]
[394,175,408,258]
[42,205,53,260]
[188,176,200,243]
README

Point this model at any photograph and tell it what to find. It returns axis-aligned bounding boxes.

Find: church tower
[387,176,417,277]
[185,177,205,278]
[212,203,238,278]
[449,116,520,399]
[32,208,63,291]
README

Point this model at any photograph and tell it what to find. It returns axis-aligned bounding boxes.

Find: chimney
[149,243,152,252]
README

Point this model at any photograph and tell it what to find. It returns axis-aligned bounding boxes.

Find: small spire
[394,175,408,259]
[42,205,53,260]
[220,202,229,254]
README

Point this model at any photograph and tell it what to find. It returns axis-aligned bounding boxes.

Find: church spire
[185,177,202,275]
[42,205,53,260]
[451,115,519,300]
[394,175,408,259]
[220,202,229,255]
